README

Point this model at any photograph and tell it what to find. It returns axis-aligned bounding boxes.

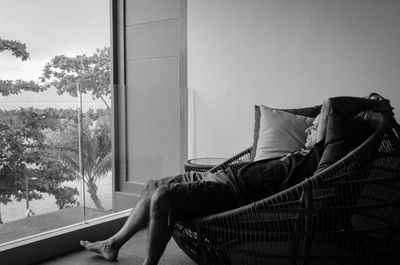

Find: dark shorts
[153,171,243,218]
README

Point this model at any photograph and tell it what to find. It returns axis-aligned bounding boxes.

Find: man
[81,96,391,265]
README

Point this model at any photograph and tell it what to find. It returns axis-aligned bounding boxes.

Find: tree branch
[0,37,30,61]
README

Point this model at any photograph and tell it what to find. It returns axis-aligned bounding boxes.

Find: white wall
[188,0,400,159]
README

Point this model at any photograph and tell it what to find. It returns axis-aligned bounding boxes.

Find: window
[0,1,187,264]
[0,0,116,246]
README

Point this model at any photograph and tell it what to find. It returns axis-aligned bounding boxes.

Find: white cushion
[253,105,314,161]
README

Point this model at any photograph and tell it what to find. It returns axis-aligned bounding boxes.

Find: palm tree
[45,110,112,210]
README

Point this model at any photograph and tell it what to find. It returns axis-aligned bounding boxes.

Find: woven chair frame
[173,95,400,265]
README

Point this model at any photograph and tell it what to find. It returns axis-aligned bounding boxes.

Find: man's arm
[316,96,393,143]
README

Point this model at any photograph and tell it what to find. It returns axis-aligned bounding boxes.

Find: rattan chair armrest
[208,146,253,173]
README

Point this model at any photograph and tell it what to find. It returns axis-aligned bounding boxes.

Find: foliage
[0,80,46,96]
[0,37,30,61]
[0,108,79,209]
[0,38,112,216]
[0,107,112,211]
[0,37,47,96]
[45,109,112,209]
[40,47,111,108]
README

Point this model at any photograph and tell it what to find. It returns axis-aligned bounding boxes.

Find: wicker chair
[173,94,400,265]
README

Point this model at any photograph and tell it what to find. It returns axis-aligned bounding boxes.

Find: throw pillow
[252,105,315,161]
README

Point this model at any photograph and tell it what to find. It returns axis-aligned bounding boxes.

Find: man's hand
[329,96,393,115]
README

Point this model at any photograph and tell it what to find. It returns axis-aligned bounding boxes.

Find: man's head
[305,114,320,148]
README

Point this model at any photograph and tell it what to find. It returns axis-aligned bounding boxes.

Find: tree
[0,37,54,224]
[0,108,79,210]
[45,109,112,209]
[40,47,111,109]
[39,47,112,209]
[0,38,80,223]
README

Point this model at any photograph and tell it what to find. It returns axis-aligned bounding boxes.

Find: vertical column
[114,0,187,209]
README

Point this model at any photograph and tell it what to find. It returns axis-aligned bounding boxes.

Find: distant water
[0,102,105,111]
[0,88,110,111]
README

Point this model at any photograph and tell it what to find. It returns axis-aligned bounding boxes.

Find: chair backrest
[349,110,400,246]
[305,105,400,257]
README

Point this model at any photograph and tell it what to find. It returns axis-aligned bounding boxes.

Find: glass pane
[0,0,112,245]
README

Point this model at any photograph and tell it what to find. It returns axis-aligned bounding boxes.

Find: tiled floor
[34,229,197,265]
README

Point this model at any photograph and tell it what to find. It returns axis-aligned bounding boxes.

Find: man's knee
[142,179,158,197]
[150,187,171,217]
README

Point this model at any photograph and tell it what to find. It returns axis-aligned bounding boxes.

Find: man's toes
[80,240,89,247]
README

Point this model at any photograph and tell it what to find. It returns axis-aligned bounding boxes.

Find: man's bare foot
[80,239,119,261]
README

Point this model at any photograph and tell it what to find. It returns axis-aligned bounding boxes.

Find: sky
[0,0,110,109]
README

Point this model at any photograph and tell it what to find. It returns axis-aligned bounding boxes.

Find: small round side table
[184,158,227,172]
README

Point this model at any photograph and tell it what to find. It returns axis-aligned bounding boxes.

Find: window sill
[0,209,130,265]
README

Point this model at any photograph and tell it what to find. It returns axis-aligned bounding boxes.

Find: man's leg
[80,172,205,261]
[143,186,174,265]
[80,180,159,261]
[142,177,243,265]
